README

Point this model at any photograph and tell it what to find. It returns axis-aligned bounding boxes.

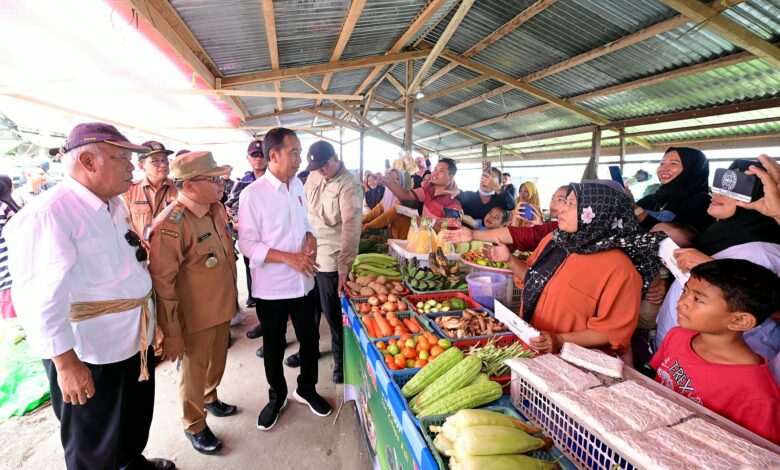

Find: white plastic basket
[510,366,780,470]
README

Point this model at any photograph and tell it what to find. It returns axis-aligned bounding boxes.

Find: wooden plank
[407,0,476,95]
[221,49,429,88]
[352,0,448,95]
[422,0,556,90]
[385,74,407,95]
[416,76,490,104]
[441,50,610,124]
[661,0,780,71]
[317,0,367,106]
[260,0,283,111]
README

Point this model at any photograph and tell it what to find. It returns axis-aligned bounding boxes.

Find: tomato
[402,347,416,359]
[376,341,386,351]
[388,361,400,371]
[414,359,427,368]
[417,337,430,351]
[387,344,400,356]
[394,356,407,369]
[387,339,396,346]
[438,339,452,349]
[400,333,411,342]
[384,355,395,365]
[359,304,370,314]
[397,302,407,311]
[430,345,445,357]
[407,359,415,368]
[377,294,388,303]
[405,338,417,348]
[418,349,430,360]
[416,343,423,352]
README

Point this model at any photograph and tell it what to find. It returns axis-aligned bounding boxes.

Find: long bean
[467,338,534,377]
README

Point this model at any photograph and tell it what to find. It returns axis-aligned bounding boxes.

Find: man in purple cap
[225,138,268,348]
[4,122,175,470]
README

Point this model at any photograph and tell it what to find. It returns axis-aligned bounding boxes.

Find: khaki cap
[170,151,232,180]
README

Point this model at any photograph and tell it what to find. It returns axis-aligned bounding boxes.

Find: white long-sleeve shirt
[238,170,316,300]
[5,177,154,364]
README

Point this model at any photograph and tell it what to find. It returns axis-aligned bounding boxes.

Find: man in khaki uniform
[123,141,178,245]
[284,141,362,383]
[148,151,239,455]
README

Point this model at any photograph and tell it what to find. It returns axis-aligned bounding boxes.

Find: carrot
[388,317,401,328]
[404,319,420,334]
[412,318,424,333]
[363,317,377,338]
[373,311,393,337]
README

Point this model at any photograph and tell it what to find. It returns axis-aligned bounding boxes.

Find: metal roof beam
[407,0,476,95]
[423,0,557,89]
[661,0,780,71]
[316,0,367,107]
[221,49,429,88]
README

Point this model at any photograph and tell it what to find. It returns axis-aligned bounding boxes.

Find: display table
[341,295,437,470]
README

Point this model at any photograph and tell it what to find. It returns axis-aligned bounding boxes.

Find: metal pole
[359,128,365,178]
[619,128,626,172]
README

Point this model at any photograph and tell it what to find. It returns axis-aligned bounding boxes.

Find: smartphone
[609,165,623,185]
[443,207,461,220]
[519,203,534,221]
[384,159,391,170]
[712,167,760,203]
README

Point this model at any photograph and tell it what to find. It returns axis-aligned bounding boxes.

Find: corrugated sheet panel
[374,81,403,102]
[170,0,272,76]
[475,108,591,140]
[416,78,501,116]
[272,0,350,69]
[578,59,780,121]
[643,121,780,143]
[238,82,277,116]
[723,0,780,40]
[443,89,547,127]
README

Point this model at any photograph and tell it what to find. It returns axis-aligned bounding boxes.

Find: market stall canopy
[3,0,779,160]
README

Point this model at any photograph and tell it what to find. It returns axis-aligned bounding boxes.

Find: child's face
[484,207,505,229]
[677,277,742,333]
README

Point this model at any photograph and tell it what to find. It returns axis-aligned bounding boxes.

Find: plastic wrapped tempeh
[607,429,699,470]
[608,380,693,426]
[549,388,629,434]
[560,342,624,378]
[646,427,745,470]
[584,387,672,431]
[506,354,601,393]
[673,418,780,468]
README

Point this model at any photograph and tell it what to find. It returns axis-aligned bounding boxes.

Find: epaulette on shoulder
[165,203,185,224]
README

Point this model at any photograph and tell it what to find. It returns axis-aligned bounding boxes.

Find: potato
[346,281,363,292]
[355,276,371,286]
[360,287,375,296]
[375,275,387,285]
[366,274,377,281]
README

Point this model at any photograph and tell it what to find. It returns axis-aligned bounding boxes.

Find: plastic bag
[0,319,50,423]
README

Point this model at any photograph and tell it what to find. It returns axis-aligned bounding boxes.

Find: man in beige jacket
[284,141,362,383]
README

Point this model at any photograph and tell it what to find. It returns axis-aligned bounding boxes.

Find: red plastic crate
[405,292,481,315]
[452,334,536,395]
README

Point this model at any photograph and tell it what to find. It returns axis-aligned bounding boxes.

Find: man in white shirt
[238,127,332,431]
[5,123,174,470]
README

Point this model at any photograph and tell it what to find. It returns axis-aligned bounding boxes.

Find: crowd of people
[1,123,779,470]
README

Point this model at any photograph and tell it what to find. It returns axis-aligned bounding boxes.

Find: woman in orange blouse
[490,181,665,354]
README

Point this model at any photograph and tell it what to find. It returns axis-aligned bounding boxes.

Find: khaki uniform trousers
[180,320,230,434]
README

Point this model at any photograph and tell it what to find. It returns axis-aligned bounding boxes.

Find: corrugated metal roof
[170,0,271,76]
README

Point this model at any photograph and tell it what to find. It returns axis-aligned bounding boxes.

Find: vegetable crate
[370,336,428,380]
[425,308,511,342]
[348,296,411,316]
[405,292,481,315]
[510,374,636,470]
[452,334,530,395]
[420,406,571,470]
[358,312,430,340]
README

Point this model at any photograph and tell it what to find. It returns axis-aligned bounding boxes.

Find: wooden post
[404,59,414,152]
[499,146,505,171]
[359,128,365,179]
[339,127,344,163]
[581,126,601,181]
[619,128,626,172]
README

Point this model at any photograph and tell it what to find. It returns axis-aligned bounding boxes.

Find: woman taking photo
[491,181,665,353]
[633,147,714,233]
[364,173,385,211]
[654,159,780,367]
[512,181,541,227]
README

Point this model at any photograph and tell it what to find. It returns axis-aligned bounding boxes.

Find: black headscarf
[365,184,385,210]
[695,159,780,256]
[522,180,666,321]
[638,147,709,210]
[0,175,20,213]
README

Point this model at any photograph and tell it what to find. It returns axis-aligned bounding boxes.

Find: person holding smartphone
[375,158,461,220]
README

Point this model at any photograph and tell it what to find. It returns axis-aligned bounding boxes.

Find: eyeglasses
[125,230,148,262]
[148,159,170,166]
[191,175,223,184]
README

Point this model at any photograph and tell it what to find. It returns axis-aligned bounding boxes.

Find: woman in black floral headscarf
[506,180,666,354]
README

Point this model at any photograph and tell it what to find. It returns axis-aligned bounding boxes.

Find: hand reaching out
[486,243,511,263]
[441,227,473,243]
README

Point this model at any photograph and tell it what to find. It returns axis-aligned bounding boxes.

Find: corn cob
[449,425,545,460]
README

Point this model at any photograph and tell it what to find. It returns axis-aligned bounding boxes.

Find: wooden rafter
[351,0,447,95]
[221,49,429,88]
[316,0,367,107]
[407,0,476,95]
[125,0,249,121]
[385,74,406,95]
[661,0,780,71]
[423,0,557,89]
[260,0,283,111]
[298,76,403,147]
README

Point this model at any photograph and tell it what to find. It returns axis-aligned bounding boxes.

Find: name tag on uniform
[197,232,212,243]
[161,229,179,238]
[134,200,147,204]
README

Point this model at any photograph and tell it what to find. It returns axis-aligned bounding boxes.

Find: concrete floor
[0,266,372,470]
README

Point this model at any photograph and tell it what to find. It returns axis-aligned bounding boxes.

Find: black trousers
[257,289,318,404]
[44,348,155,470]
[315,271,344,373]
[243,256,255,301]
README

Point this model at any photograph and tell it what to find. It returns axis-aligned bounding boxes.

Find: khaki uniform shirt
[148,193,238,337]
[123,176,178,241]
[304,165,363,275]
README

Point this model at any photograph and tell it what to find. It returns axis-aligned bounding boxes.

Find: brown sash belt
[68,290,153,381]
